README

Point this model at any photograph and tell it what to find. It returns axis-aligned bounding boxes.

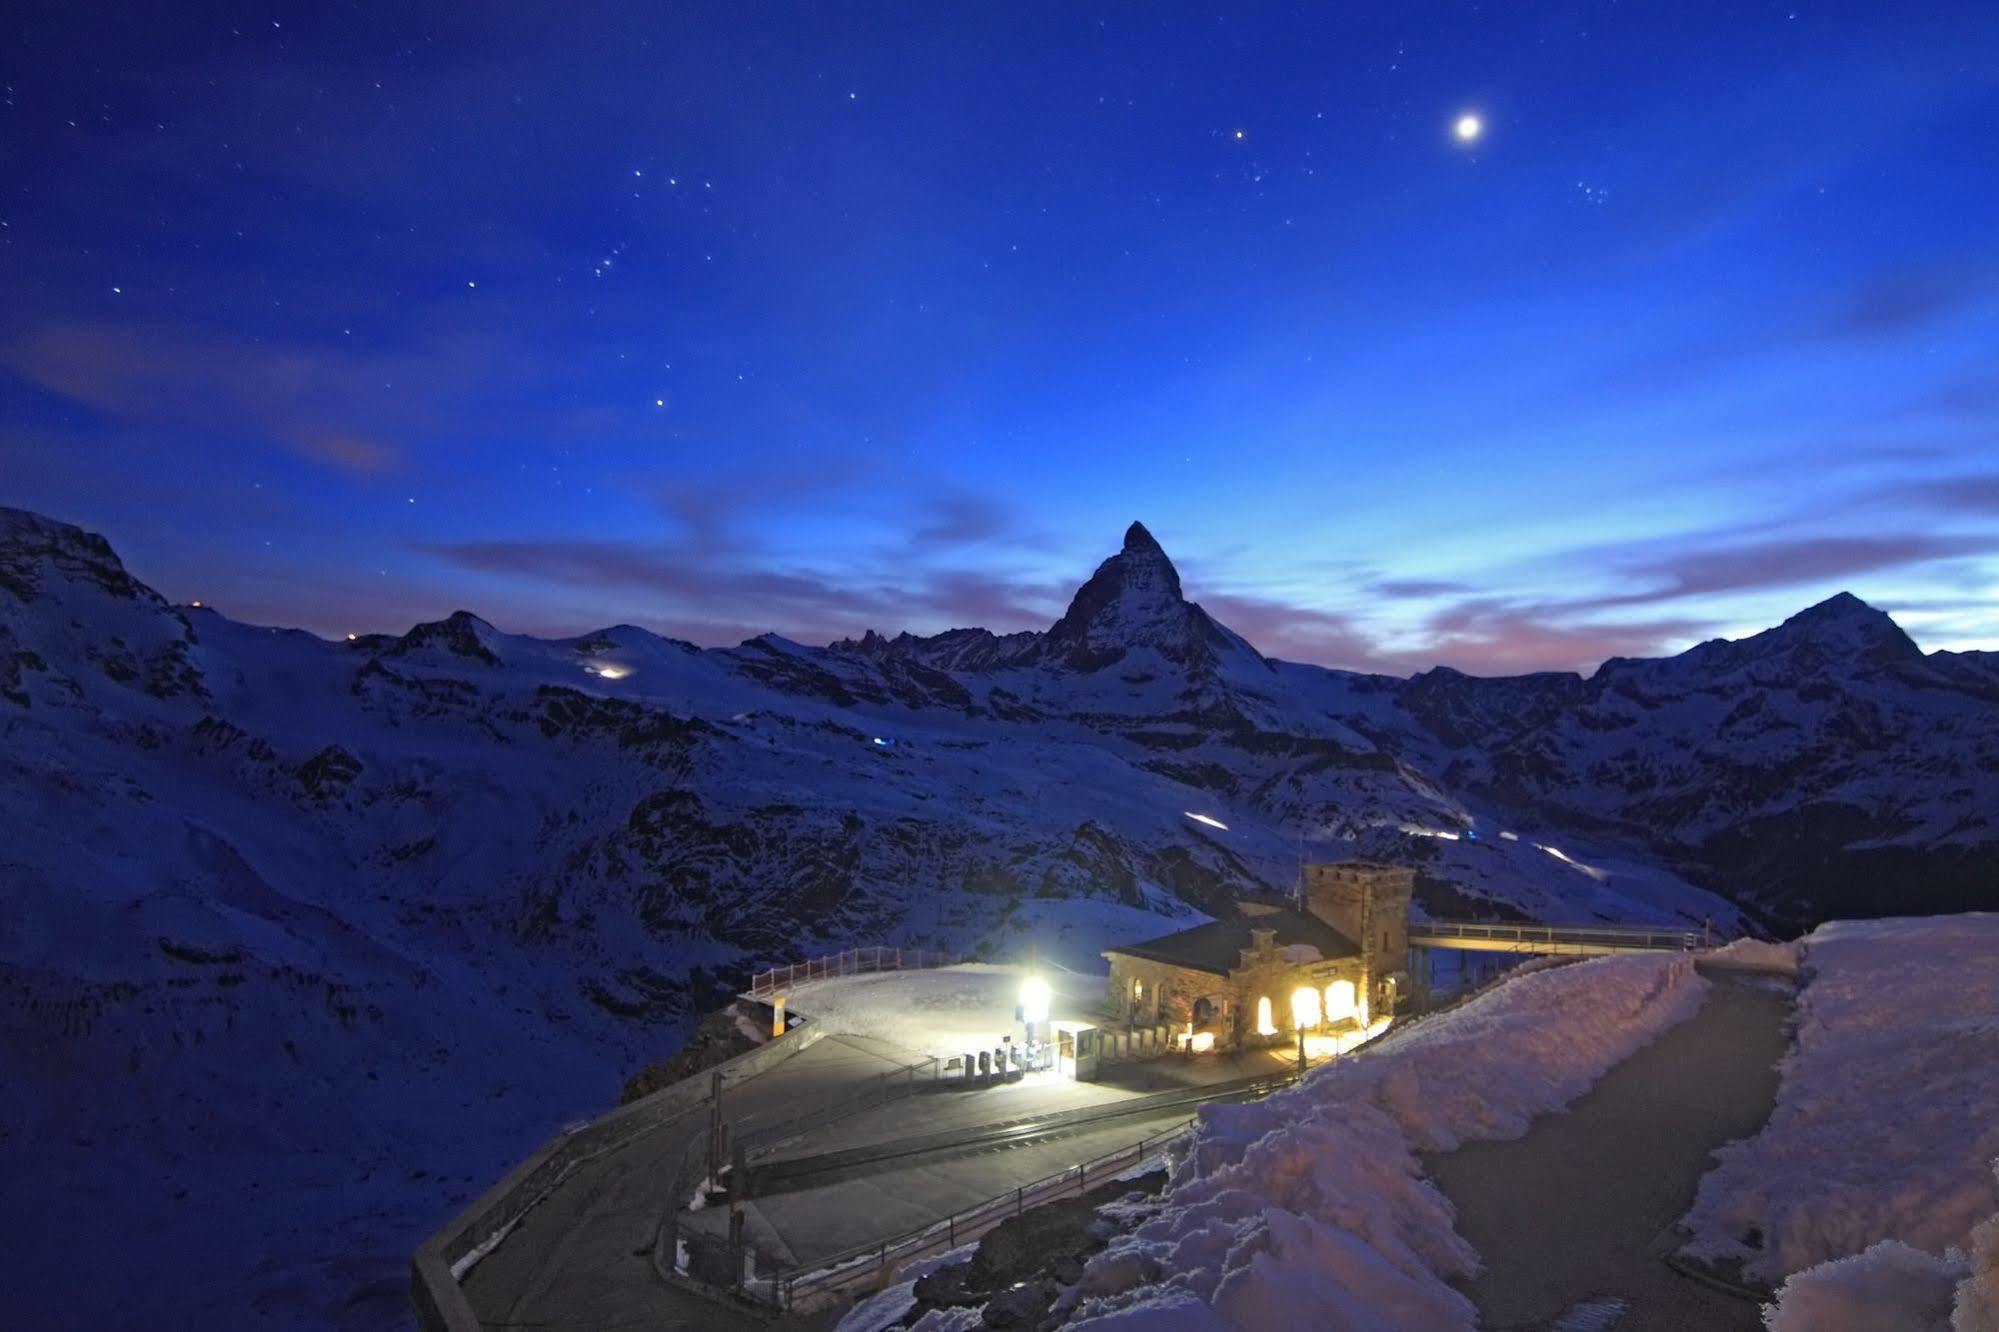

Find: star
[1454,113,1483,143]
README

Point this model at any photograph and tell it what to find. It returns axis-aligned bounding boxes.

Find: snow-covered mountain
[0,505,1989,1327]
[1398,592,1999,927]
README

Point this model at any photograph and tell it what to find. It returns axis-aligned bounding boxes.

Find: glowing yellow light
[191,600,202,608]
[1291,986,1322,1030]
[1301,1015,1393,1060]
[1255,995,1277,1037]
[590,663,631,680]
[1190,1032,1215,1053]
[1184,811,1229,831]
[1454,113,1482,142]
[1324,979,1357,1022]
[1019,975,1051,1025]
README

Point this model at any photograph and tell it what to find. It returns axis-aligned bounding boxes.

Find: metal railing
[747,946,957,999]
[767,1117,1196,1309]
[1410,920,1704,954]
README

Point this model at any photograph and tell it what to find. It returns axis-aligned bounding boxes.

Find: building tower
[1302,861,1415,1020]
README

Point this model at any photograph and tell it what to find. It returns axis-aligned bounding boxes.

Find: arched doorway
[1255,995,1277,1036]
[1325,979,1357,1022]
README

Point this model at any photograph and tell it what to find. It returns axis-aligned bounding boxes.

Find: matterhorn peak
[1030,520,1252,673]
[1121,519,1163,555]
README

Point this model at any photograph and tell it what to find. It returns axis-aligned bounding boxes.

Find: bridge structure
[1404,919,1711,1012]
[1409,920,1707,956]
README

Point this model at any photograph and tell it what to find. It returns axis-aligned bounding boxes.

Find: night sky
[4,2,1995,673]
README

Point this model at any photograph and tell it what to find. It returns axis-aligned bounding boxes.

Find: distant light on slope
[588,663,631,680]
[1184,811,1229,831]
[1535,842,1607,881]
[1401,824,1460,841]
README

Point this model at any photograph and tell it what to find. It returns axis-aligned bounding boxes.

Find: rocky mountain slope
[1398,592,1999,925]
[1,506,1990,1327]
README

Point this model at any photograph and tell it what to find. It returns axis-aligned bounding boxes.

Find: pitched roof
[1104,903,1361,976]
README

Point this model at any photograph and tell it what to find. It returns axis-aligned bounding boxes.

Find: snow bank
[1680,915,1999,1286]
[1057,953,1707,1330]
[1763,1159,1999,1332]
[834,1240,981,1332]
[783,962,1108,1060]
[1763,1240,1964,1332]
[1708,936,1800,974]
[1955,1177,1999,1332]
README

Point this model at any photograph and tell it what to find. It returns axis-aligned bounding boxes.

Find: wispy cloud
[0,322,532,476]
[1816,262,1994,342]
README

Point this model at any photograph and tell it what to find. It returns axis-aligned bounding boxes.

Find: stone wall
[1103,955,1231,1030]
[1104,943,1365,1052]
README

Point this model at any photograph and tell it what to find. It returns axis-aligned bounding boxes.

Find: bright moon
[1454,113,1483,143]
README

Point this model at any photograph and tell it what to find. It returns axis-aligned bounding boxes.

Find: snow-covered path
[1423,969,1792,1330]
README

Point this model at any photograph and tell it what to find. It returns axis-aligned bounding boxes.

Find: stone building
[1101,860,1414,1051]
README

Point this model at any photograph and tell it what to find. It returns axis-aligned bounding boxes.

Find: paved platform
[456,1030,1311,1328]
[1422,969,1793,1331]
[680,1044,1306,1274]
[459,1033,916,1331]
[686,1099,1199,1269]
[776,1043,1300,1159]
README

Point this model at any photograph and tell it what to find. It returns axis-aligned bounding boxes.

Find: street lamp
[1019,975,1051,1025]
[1019,975,1052,1071]
[1291,986,1321,1069]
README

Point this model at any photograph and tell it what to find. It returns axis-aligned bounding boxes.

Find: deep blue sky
[4,2,1995,673]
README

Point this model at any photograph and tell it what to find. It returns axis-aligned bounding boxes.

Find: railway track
[738,1068,1297,1196]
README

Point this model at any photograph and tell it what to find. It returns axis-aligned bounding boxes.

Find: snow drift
[1680,915,1999,1286]
[1056,953,1708,1330]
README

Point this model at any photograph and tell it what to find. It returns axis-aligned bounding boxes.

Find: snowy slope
[0,504,1982,1328]
[1400,596,1999,927]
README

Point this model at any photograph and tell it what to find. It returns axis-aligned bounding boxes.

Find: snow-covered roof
[1105,903,1361,975]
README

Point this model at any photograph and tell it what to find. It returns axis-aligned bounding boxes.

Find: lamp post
[1019,975,1051,1068]
[1290,986,1320,1071]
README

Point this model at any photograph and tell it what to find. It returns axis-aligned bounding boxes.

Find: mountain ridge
[1,502,1993,1326]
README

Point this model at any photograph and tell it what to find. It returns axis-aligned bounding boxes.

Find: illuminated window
[1325,979,1357,1021]
[1255,995,1277,1036]
[1291,986,1321,1029]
